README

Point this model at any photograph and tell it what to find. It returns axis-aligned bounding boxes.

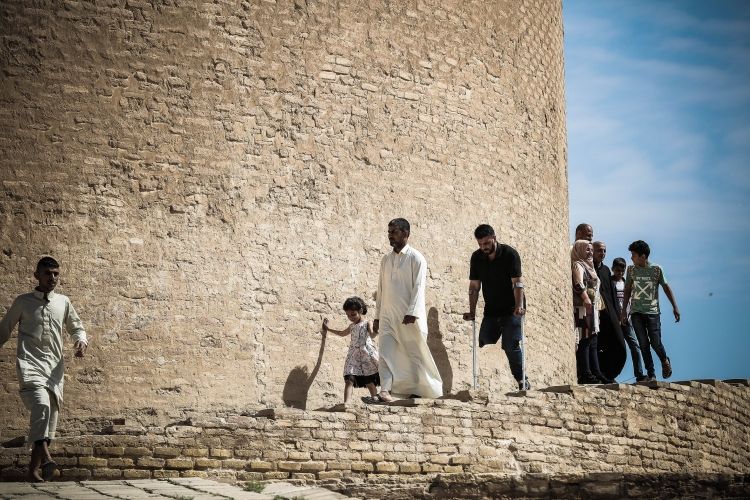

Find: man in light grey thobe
[373,218,442,402]
[0,257,88,482]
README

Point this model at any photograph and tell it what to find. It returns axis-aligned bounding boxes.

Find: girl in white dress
[322,297,380,404]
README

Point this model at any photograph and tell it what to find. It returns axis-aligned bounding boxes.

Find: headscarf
[571,239,598,286]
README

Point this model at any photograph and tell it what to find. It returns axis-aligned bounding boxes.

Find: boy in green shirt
[619,240,680,381]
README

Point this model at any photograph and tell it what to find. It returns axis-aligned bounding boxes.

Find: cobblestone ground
[0,478,354,499]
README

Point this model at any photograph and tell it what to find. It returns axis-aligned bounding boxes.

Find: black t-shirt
[469,243,522,316]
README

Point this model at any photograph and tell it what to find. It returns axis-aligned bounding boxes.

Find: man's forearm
[468,288,479,315]
[514,288,524,309]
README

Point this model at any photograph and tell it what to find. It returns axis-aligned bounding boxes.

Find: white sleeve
[406,253,427,318]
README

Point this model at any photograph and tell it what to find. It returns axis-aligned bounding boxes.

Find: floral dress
[343,320,380,387]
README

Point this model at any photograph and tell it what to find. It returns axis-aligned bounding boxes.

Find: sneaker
[578,374,600,385]
[635,375,649,383]
[662,358,672,379]
[594,373,615,384]
[518,378,531,391]
[647,376,657,382]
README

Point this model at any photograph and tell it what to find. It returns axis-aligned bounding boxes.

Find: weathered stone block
[195,458,222,468]
[59,467,92,479]
[182,447,209,457]
[299,461,326,472]
[249,460,274,472]
[361,452,385,462]
[123,469,151,479]
[277,461,302,472]
[164,458,194,470]
[263,472,290,479]
[137,457,165,468]
[124,447,151,457]
[153,470,180,479]
[93,468,123,479]
[108,458,134,467]
[375,462,399,473]
[399,463,421,474]
[221,459,248,470]
[351,461,374,472]
[153,447,181,458]
[78,456,108,467]
[96,447,125,456]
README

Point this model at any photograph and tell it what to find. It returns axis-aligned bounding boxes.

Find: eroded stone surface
[0,479,352,499]
[0,0,571,430]
[1,382,748,485]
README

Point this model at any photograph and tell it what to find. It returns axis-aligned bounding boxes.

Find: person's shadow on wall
[427,307,453,395]
[282,329,326,410]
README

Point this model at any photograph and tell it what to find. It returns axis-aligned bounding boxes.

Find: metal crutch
[520,295,528,391]
[472,318,478,389]
[521,314,526,391]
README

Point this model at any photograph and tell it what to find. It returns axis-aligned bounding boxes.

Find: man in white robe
[0,257,88,482]
[373,218,442,401]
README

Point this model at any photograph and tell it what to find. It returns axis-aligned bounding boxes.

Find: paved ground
[0,478,355,499]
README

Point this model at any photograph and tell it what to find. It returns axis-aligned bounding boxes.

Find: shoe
[518,379,531,391]
[662,358,672,379]
[594,373,615,384]
[578,374,600,385]
[635,375,648,382]
[361,395,386,405]
[647,376,657,382]
[41,461,57,481]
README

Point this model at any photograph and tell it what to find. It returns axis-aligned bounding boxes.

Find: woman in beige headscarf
[571,240,607,384]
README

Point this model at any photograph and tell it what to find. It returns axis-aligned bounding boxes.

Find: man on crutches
[463,224,530,391]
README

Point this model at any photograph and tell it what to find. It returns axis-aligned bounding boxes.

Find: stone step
[261,481,355,499]
[0,480,355,500]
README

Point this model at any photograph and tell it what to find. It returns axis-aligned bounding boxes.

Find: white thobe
[0,290,88,405]
[375,244,442,398]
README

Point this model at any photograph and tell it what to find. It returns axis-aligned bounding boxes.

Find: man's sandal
[41,461,57,481]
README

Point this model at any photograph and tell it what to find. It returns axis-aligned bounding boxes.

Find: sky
[563,0,750,382]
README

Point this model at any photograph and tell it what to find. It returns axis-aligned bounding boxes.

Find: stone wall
[2,381,749,496]
[0,0,571,426]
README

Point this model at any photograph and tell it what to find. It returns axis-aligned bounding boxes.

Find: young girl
[322,297,380,405]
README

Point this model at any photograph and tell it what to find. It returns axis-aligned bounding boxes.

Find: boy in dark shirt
[612,257,646,382]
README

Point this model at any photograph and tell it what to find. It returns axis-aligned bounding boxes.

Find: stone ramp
[0,479,354,500]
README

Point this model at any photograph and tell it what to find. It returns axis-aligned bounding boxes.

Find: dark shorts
[344,373,380,388]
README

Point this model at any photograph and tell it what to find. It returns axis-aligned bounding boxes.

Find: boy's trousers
[20,386,59,445]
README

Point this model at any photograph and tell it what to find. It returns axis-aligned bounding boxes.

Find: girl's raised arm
[322,318,352,336]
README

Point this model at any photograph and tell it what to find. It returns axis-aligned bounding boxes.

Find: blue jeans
[623,323,645,378]
[630,313,667,377]
[478,314,524,381]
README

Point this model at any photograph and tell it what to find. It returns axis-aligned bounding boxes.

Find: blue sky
[563,1,750,381]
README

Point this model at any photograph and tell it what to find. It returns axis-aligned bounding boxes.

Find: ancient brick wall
[1,381,749,496]
[0,0,570,427]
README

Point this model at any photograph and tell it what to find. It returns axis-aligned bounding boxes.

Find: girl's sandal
[361,395,392,405]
